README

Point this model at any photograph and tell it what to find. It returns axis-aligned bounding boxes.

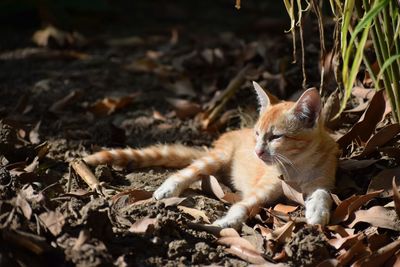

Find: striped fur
[83,82,339,228]
[83,144,206,168]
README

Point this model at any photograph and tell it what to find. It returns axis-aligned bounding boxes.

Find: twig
[201,64,253,129]
[71,159,104,196]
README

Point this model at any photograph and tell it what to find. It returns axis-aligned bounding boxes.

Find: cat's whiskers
[275,153,299,174]
[273,156,290,179]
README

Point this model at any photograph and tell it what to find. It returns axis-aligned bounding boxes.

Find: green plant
[336,0,400,122]
[284,0,400,122]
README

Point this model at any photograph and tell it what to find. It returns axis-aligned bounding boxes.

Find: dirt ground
[1,1,400,267]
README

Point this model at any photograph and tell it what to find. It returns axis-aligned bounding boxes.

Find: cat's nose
[255,149,264,158]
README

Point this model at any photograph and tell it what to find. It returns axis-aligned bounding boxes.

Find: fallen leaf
[49,90,82,113]
[167,77,196,97]
[265,221,295,244]
[331,190,383,224]
[166,97,202,119]
[368,167,400,197]
[16,194,32,220]
[337,236,371,266]
[160,197,187,207]
[348,206,400,231]
[29,121,41,144]
[129,217,157,234]
[367,233,391,252]
[337,90,385,151]
[177,206,210,223]
[393,177,400,218]
[316,259,340,267]
[352,239,400,267]
[89,94,138,116]
[326,225,353,237]
[226,246,268,265]
[357,124,400,158]
[201,175,225,200]
[219,236,266,264]
[351,87,375,100]
[112,189,153,205]
[282,181,304,205]
[327,233,361,250]
[39,210,65,236]
[32,25,86,48]
[339,159,379,171]
[273,204,298,214]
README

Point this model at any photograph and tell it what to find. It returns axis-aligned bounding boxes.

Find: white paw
[213,205,248,229]
[305,189,332,225]
[153,178,183,200]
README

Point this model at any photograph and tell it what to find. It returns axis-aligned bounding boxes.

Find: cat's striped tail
[83,144,207,168]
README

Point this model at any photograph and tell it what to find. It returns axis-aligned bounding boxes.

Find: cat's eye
[269,134,284,141]
[255,131,259,136]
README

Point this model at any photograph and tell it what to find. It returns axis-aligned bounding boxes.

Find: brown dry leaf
[282,182,304,205]
[351,87,375,100]
[337,236,371,266]
[327,233,362,250]
[368,167,400,197]
[392,177,400,217]
[152,110,167,121]
[126,58,159,73]
[39,210,65,236]
[316,259,340,267]
[129,217,157,234]
[177,206,210,223]
[339,159,379,171]
[343,101,370,113]
[166,97,202,119]
[201,175,225,200]
[352,239,400,267]
[321,90,341,130]
[160,197,187,207]
[24,156,40,173]
[16,194,32,220]
[348,206,400,231]
[225,246,267,265]
[254,224,273,238]
[49,90,82,113]
[89,94,138,116]
[367,233,391,252]
[273,204,298,214]
[357,124,400,158]
[326,225,353,237]
[337,89,385,151]
[265,221,295,244]
[167,77,196,97]
[218,236,266,264]
[331,190,383,224]
[29,121,41,144]
[112,189,153,205]
[32,25,86,48]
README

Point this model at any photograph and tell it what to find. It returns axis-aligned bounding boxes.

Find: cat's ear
[292,87,321,127]
[252,81,279,113]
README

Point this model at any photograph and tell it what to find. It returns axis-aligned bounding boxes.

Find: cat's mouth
[257,153,274,164]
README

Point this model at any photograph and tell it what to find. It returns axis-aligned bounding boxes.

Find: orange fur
[83,82,339,228]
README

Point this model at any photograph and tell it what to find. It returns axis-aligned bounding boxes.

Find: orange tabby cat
[83,82,339,228]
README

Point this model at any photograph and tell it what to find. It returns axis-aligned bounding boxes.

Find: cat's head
[252,82,321,164]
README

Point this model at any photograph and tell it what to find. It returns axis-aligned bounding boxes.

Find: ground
[1,1,400,267]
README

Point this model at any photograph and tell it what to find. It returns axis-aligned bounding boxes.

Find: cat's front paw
[212,205,248,229]
[153,178,183,200]
[305,189,332,226]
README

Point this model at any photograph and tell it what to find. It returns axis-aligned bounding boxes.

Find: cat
[83,82,339,228]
